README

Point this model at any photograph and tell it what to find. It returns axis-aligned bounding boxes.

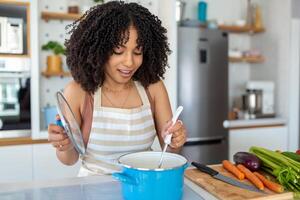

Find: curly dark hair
[65,1,171,94]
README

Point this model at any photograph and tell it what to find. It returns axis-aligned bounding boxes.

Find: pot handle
[112,173,137,185]
[183,163,190,170]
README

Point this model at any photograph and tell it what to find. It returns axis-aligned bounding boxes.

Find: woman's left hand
[162,120,187,149]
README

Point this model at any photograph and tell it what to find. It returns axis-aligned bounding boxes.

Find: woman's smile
[117,68,134,78]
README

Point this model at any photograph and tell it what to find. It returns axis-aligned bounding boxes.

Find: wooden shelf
[219,25,265,33]
[229,56,264,63]
[0,1,29,6]
[41,71,71,78]
[0,137,49,147]
[41,11,82,21]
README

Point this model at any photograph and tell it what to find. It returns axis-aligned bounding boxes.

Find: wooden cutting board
[185,165,293,200]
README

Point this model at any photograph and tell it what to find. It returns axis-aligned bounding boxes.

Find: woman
[48,1,187,176]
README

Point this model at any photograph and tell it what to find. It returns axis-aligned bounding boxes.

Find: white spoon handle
[164,106,183,144]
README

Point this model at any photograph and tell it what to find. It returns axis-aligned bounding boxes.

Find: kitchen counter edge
[0,137,49,146]
[223,118,287,129]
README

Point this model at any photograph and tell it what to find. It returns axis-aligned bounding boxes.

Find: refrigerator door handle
[185,136,225,146]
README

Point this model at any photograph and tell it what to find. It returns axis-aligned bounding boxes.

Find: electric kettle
[242,89,263,118]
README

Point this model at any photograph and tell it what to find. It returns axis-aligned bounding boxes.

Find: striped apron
[78,81,156,176]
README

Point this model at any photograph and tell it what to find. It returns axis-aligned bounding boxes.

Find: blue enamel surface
[112,163,188,200]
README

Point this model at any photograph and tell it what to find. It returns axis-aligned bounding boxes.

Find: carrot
[237,164,264,190]
[222,160,245,180]
[254,172,284,193]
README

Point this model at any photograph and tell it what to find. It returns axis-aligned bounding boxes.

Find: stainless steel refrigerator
[178,26,228,164]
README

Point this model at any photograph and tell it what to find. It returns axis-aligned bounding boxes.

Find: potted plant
[42,41,66,75]
[93,0,104,3]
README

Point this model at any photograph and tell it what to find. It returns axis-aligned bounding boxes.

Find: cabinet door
[0,145,32,183]
[229,126,288,161]
[32,144,80,180]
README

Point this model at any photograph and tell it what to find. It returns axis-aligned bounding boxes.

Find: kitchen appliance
[191,162,263,193]
[0,78,20,117]
[178,26,228,164]
[242,89,263,119]
[0,17,6,53]
[0,17,23,54]
[0,73,30,131]
[112,151,188,200]
[246,81,275,118]
[0,57,31,132]
[176,0,186,23]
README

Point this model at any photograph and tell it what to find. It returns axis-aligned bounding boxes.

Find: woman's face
[104,27,143,85]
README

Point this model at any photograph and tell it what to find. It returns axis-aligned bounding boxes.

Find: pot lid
[56,91,85,155]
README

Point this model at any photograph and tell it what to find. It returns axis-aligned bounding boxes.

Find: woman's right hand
[48,124,73,152]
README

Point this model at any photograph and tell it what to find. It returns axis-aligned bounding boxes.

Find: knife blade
[191,162,265,193]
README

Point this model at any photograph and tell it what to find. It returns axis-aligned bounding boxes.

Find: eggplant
[233,152,261,171]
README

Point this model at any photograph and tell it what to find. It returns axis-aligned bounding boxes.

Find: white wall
[250,0,299,150]
[158,0,177,110]
[289,0,300,150]
[250,0,292,119]
[30,0,41,139]
[289,19,300,151]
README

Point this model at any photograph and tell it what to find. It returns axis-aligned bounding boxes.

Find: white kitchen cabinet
[32,144,80,180]
[0,145,33,183]
[0,143,80,183]
[228,125,288,161]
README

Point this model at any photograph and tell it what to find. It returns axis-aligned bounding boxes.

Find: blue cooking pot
[112,151,188,200]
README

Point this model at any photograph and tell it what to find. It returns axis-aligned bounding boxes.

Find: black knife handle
[191,162,219,176]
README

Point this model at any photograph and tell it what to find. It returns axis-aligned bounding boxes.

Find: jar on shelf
[253,4,263,30]
[67,0,80,14]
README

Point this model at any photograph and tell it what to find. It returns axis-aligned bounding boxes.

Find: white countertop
[0,175,216,200]
[223,118,287,129]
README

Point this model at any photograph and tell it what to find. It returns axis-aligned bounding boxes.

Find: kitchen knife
[191,162,265,193]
